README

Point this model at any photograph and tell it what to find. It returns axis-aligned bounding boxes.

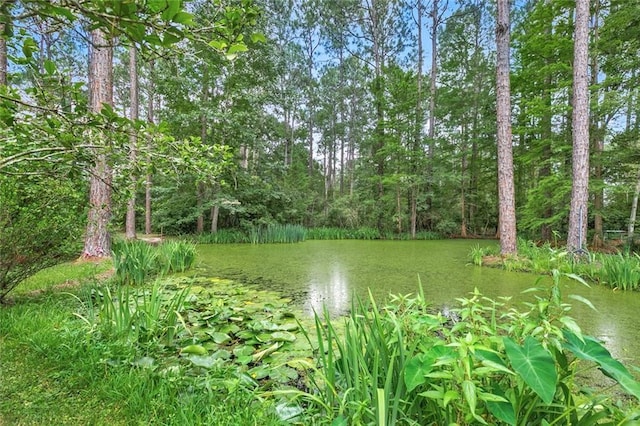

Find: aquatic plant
[283,275,640,425]
[112,240,158,286]
[112,240,197,286]
[597,252,640,291]
[469,244,486,266]
[156,241,197,273]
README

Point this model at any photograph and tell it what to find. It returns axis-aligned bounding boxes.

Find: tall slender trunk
[628,168,640,244]
[0,12,7,86]
[496,0,517,255]
[590,0,604,248]
[83,29,113,258]
[567,0,590,253]
[145,59,154,235]
[411,0,424,239]
[125,46,139,240]
[197,68,208,234]
[425,0,438,230]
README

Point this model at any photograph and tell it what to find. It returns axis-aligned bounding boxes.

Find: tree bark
[628,168,640,244]
[410,0,424,239]
[0,16,6,86]
[125,45,138,240]
[83,29,113,258]
[496,0,517,255]
[145,60,154,235]
[567,0,590,253]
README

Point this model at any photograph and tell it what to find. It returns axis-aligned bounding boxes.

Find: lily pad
[271,331,296,342]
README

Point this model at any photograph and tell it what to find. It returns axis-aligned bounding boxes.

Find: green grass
[1,273,289,425]
[14,260,112,295]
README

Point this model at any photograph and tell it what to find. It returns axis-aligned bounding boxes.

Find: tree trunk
[210,205,219,233]
[628,168,640,244]
[125,45,138,240]
[145,60,154,235]
[426,0,439,230]
[83,29,113,258]
[0,13,7,86]
[567,0,590,253]
[496,0,517,255]
[411,0,424,239]
[590,0,604,248]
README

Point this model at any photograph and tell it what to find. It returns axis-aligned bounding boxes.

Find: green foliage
[0,174,84,302]
[77,284,189,344]
[248,224,307,244]
[288,278,640,425]
[598,252,640,291]
[111,240,196,286]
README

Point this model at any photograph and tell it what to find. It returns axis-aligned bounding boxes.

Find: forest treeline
[1,0,639,253]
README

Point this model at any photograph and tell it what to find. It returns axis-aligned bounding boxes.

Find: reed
[597,252,640,291]
[156,241,197,273]
[111,240,158,286]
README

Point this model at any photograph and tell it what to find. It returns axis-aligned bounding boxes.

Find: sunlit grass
[14,260,112,295]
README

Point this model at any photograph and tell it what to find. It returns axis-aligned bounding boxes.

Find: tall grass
[111,240,197,286]
[248,224,306,244]
[112,240,158,286]
[77,284,189,344]
[598,252,640,291]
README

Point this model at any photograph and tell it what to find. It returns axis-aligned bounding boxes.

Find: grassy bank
[471,239,640,291]
[3,250,640,424]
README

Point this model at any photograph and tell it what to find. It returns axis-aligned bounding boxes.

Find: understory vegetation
[3,252,640,425]
[189,225,442,245]
[471,239,640,291]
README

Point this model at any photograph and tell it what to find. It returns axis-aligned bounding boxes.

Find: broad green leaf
[161,0,180,21]
[228,42,248,55]
[504,336,557,405]
[271,331,296,342]
[22,38,38,58]
[404,354,432,392]
[251,32,267,43]
[180,344,207,355]
[209,40,227,51]
[172,11,194,25]
[43,60,56,75]
[211,331,231,344]
[563,330,640,399]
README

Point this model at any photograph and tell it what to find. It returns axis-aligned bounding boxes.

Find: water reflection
[197,240,640,365]
[305,260,350,316]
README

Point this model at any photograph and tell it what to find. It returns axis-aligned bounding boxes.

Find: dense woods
[2,0,640,249]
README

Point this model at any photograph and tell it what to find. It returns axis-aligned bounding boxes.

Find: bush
[0,175,84,302]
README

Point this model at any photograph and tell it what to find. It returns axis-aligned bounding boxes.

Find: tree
[82,28,113,258]
[125,45,139,240]
[496,0,517,255]
[567,0,590,253]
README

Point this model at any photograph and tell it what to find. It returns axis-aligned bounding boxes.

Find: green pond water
[196,239,640,365]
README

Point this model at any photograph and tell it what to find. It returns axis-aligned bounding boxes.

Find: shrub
[286,275,640,425]
[0,175,84,303]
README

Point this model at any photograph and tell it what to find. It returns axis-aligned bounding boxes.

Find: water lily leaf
[271,331,296,342]
[233,345,255,357]
[248,365,270,379]
[211,332,232,345]
[211,349,231,360]
[504,336,557,405]
[286,358,315,370]
[237,355,253,365]
[187,354,221,368]
[257,333,274,343]
[236,330,255,340]
[277,322,299,331]
[181,344,207,355]
[563,329,640,399]
[270,366,298,383]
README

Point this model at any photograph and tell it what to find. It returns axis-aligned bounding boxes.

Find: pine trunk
[145,61,154,235]
[83,29,113,259]
[567,0,590,253]
[496,0,517,255]
[125,45,139,240]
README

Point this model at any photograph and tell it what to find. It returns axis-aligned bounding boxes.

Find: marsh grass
[599,252,640,291]
[111,240,196,286]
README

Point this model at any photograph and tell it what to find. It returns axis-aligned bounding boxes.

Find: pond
[196,239,640,365]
